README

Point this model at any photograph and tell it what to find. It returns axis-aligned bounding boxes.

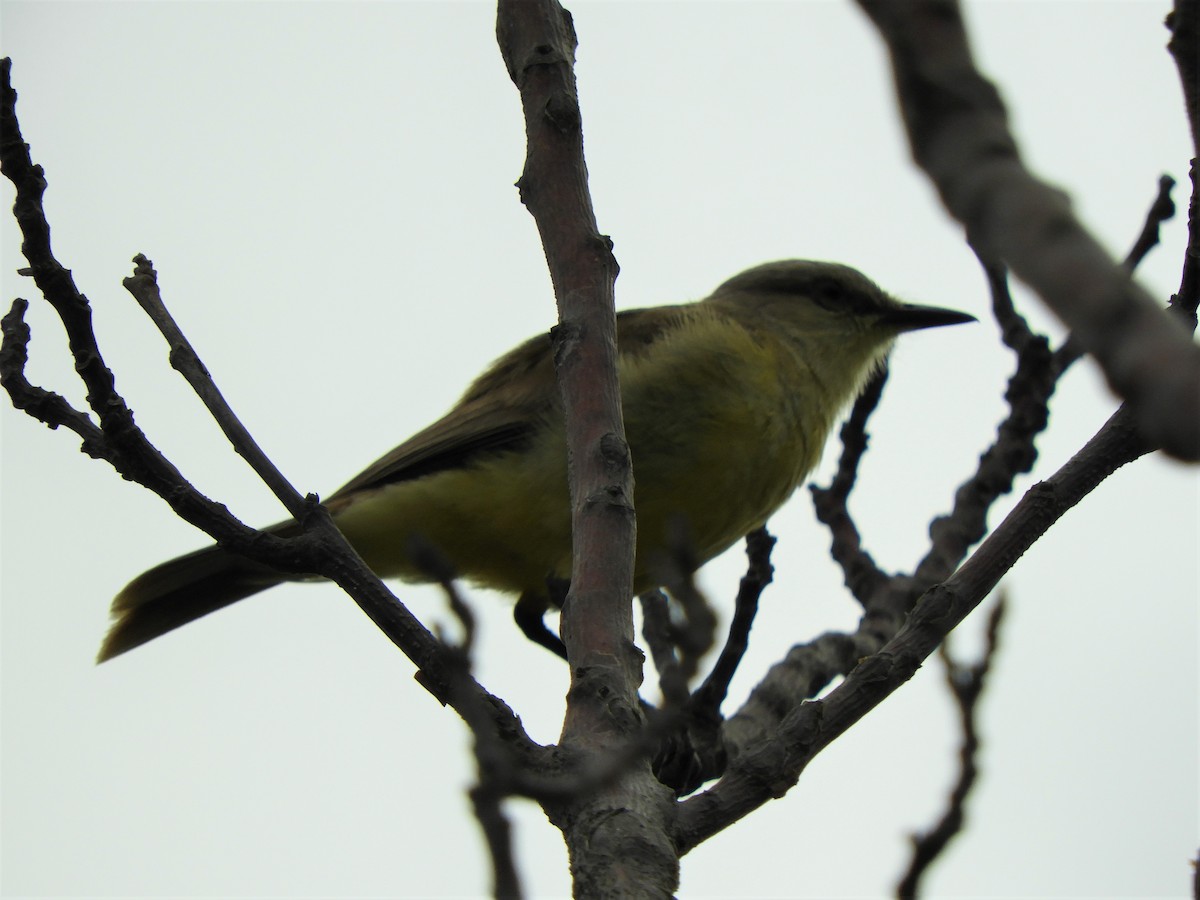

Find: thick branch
[495,4,675,896]
[856,0,1200,461]
[495,0,636,724]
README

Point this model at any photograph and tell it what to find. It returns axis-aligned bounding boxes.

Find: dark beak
[881,302,977,333]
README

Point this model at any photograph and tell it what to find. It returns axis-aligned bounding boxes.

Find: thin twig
[0,299,114,464]
[642,523,722,713]
[1167,1,1198,157]
[1054,176,1178,371]
[0,55,538,757]
[122,255,310,520]
[645,528,777,797]
[691,527,776,716]
[1165,3,1199,328]
[641,590,688,708]
[896,594,1006,899]
[1125,176,1178,271]
[470,783,523,900]
[916,255,1056,585]
[669,576,718,691]
[1174,160,1200,326]
[810,367,889,604]
[656,528,778,796]
[435,573,524,900]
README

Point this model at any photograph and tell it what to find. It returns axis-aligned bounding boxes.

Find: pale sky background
[1,2,1196,898]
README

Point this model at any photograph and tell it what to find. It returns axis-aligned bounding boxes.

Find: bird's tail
[97,546,287,662]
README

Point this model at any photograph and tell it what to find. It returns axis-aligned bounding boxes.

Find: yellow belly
[332,313,826,599]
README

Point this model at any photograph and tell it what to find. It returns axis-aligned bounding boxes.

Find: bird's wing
[325,407,542,502]
[324,305,694,504]
[325,330,558,502]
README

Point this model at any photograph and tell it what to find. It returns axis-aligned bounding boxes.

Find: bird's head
[711,259,975,337]
[708,259,975,402]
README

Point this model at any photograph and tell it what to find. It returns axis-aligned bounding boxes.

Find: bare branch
[896,594,1006,899]
[666,577,718,692]
[1055,176,1179,371]
[645,523,720,704]
[691,527,776,716]
[1174,161,1200,326]
[810,368,890,604]
[915,256,1056,585]
[640,590,688,708]
[856,0,1200,460]
[1167,1,1199,158]
[1165,3,1199,329]
[717,250,1057,777]
[432,579,524,900]
[122,255,309,519]
[647,529,777,797]
[1125,176,1178,272]
[1,299,113,463]
[676,400,1149,852]
[470,782,523,900]
[0,56,539,761]
[495,3,676,894]
[495,0,635,707]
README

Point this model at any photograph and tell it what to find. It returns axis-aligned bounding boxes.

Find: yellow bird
[98,260,973,662]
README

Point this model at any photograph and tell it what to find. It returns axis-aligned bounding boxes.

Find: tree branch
[1054,175,1178,372]
[1166,3,1199,330]
[675,398,1150,852]
[1167,1,1198,158]
[896,594,1006,899]
[713,248,1057,779]
[856,0,1200,461]
[810,368,890,605]
[691,528,777,717]
[495,0,636,723]
[648,528,776,798]
[121,254,310,519]
[914,255,1056,585]
[698,104,1197,827]
[640,590,686,707]
[428,569,526,900]
[0,55,541,768]
[495,3,676,895]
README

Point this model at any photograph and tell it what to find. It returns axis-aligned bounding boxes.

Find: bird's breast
[620,314,824,582]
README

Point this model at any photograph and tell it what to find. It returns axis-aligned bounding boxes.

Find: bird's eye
[812,278,846,311]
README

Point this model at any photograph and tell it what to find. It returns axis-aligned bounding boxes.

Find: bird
[97,260,974,663]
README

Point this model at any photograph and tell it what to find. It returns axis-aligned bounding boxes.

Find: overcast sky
[2,2,1197,898]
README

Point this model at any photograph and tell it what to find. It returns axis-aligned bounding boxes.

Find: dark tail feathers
[97,546,286,662]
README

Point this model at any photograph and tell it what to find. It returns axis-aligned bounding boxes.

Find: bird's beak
[881,302,977,333]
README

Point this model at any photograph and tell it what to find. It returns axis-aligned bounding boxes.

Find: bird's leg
[514,589,567,659]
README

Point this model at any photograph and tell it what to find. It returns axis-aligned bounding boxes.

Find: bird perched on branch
[98,260,973,662]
